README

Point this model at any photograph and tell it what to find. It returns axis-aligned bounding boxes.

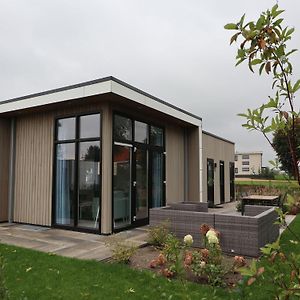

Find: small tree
[273,126,300,177]
[225,4,300,184]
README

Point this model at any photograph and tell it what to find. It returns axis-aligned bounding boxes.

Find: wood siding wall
[202,133,234,205]
[0,118,10,221]
[165,124,185,203]
[187,127,200,202]
[14,113,53,225]
[13,100,108,227]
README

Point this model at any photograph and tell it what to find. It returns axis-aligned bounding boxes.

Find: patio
[0,223,148,261]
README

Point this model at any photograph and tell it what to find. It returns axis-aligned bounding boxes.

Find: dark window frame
[52,111,102,234]
[112,111,166,233]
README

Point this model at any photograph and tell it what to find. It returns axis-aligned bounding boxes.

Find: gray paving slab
[0,223,148,261]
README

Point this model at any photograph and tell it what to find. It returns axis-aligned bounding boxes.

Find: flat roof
[0,76,202,126]
[202,130,235,145]
[235,151,263,155]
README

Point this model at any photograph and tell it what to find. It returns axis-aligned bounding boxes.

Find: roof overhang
[0,76,202,127]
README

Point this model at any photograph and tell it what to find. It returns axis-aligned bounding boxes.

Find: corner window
[150,126,164,147]
[54,113,101,231]
[80,114,101,139]
[235,168,238,173]
[57,117,76,141]
[114,115,132,141]
[134,121,148,143]
[234,155,238,161]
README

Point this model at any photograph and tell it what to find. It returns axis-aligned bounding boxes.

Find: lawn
[1,215,299,300]
[0,244,229,300]
[235,178,300,190]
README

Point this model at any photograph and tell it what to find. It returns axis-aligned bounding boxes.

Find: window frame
[52,111,102,234]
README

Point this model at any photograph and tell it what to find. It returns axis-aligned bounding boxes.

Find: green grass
[1,216,299,300]
[0,244,230,300]
[235,179,300,190]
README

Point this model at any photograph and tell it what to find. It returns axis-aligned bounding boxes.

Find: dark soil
[129,245,251,288]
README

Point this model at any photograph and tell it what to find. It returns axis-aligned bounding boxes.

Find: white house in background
[234,151,263,176]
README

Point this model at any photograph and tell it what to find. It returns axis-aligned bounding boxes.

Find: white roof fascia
[0,80,112,114]
[0,78,202,127]
[111,80,202,127]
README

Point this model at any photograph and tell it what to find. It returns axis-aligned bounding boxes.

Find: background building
[234,151,263,176]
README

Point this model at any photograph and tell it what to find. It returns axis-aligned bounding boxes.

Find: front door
[132,147,148,226]
[229,162,235,201]
[207,159,214,208]
[219,161,225,204]
[113,144,149,230]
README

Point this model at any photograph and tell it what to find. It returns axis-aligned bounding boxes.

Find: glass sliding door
[112,114,165,231]
[54,113,101,232]
[78,141,100,229]
[151,151,164,208]
[113,145,132,229]
[55,143,75,226]
[134,148,148,222]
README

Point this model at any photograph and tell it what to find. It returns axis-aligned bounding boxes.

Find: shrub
[147,221,170,248]
[105,235,137,264]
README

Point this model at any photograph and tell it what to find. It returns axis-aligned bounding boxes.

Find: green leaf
[286,27,295,36]
[230,33,240,45]
[239,13,246,28]
[224,23,238,30]
[271,4,278,15]
[273,18,283,27]
[293,80,300,93]
[256,15,265,30]
[259,63,265,75]
[286,49,298,57]
[235,58,245,67]
[251,59,262,65]
[272,10,284,18]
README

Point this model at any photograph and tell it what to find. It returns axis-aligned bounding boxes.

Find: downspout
[199,121,203,203]
[184,128,189,202]
[8,118,16,223]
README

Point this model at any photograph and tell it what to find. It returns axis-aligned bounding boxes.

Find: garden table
[241,195,279,215]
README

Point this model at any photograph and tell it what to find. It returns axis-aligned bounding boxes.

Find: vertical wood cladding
[0,118,10,221]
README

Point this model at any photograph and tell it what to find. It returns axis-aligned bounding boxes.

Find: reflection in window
[57,118,76,141]
[114,115,132,141]
[150,126,163,146]
[135,121,148,143]
[80,114,101,139]
[152,151,163,207]
[78,141,100,229]
[55,143,75,225]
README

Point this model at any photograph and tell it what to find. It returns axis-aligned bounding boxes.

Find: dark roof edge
[0,76,202,121]
[202,130,235,145]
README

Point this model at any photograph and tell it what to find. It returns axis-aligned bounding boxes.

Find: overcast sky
[1,0,299,165]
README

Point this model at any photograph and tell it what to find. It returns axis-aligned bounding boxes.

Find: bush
[105,235,137,264]
[147,221,170,248]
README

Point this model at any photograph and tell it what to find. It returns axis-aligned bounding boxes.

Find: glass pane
[114,115,132,141]
[57,118,76,141]
[135,121,148,143]
[80,114,100,139]
[113,145,131,229]
[136,149,148,220]
[150,126,163,146]
[78,141,101,229]
[55,143,75,226]
[152,151,164,208]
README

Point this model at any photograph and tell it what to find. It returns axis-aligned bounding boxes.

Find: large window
[113,114,165,230]
[54,113,101,231]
